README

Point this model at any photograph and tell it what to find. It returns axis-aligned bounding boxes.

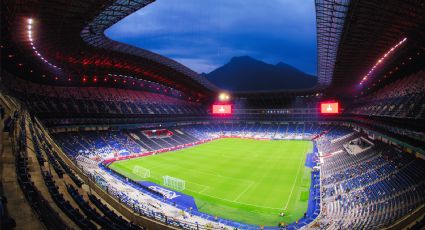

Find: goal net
[132,166,150,178]
[163,175,185,191]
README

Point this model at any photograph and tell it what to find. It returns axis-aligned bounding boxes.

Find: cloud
[105,0,317,75]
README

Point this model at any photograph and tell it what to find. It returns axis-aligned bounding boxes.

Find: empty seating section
[12,114,68,229]
[8,111,151,229]
[6,76,205,116]
[88,194,142,229]
[7,109,425,230]
[54,131,144,159]
[180,123,336,140]
[54,129,202,159]
[52,122,425,229]
[317,137,425,229]
[67,184,143,230]
[315,126,359,154]
[351,70,425,119]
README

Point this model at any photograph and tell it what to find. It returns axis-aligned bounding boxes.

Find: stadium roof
[1,0,424,98]
[318,0,425,96]
[1,0,217,100]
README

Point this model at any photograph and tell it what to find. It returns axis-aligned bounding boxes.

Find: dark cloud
[105,0,317,75]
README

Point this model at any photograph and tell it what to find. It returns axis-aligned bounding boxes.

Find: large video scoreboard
[320,102,339,114]
[212,104,232,115]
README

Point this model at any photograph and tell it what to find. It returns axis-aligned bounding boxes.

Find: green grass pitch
[109,138,313,226]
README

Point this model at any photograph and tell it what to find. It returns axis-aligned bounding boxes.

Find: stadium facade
[1,0,424,229]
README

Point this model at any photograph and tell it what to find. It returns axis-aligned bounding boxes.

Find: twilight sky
[105,0,317,75]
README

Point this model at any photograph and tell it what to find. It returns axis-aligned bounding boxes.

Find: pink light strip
[359,37,407,85]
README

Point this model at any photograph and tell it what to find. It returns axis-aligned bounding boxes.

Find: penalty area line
[233,181,255,202]
[184,186,282,210]
[282,144,309,210]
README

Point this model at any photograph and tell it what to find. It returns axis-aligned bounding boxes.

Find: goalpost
[132,166,151,178]
[163,175,185,191]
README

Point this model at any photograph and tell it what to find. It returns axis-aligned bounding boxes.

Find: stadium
[0,0,424,230]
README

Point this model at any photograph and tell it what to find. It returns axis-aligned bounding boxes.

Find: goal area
[132,166,151,178]
[163,175,185,191]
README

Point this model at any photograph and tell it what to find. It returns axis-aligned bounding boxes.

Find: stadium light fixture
[359,37,407,86]
[218,92,230,102]
[26,18,61,70]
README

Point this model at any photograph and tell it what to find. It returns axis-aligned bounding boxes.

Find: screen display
[320,102,339,114]
[212,104,232,114]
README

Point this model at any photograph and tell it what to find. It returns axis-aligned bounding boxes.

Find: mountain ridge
[202,56,317,91]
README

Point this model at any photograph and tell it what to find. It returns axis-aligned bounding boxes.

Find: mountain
[203,56,317,91]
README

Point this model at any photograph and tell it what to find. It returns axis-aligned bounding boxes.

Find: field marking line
[282,143,310,210]
[186,180,208,187]
[185,180,210,192]
[184,167,255,184]
[184,187,282,210]
[199,186,209,193]
[119,140,313,212]
[129,158,242,184]
[233,181,255,202]
[134,165,211,192]
[128,158,254,195]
